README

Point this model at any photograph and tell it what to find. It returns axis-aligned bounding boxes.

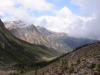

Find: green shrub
[76,59,81,65]
[95,64,100,72]
[0,42,5,49]
[68,64,74,73]
[61,59,68,70]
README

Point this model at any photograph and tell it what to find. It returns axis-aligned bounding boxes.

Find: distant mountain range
[4,20,97,53]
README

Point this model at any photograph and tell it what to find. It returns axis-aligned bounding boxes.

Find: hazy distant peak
[4,20,35,30]
[37,26,55,36]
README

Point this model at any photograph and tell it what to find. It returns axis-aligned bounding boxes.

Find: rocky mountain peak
[4,20,32,30]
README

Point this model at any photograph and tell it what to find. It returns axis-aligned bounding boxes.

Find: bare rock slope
[20,42,100,75]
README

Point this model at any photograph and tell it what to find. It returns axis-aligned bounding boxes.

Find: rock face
[4,21,97,53]
[19,42,100,75]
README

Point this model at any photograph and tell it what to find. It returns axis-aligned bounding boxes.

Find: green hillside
[0,19,59,66]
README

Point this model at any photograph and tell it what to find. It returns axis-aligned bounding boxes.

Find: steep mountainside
[0,19,59,66]
[19,42,100,75]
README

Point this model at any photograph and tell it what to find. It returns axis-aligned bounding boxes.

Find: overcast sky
[0,0,100,40]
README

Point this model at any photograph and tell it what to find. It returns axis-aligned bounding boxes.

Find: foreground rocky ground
[1,42,99,75]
